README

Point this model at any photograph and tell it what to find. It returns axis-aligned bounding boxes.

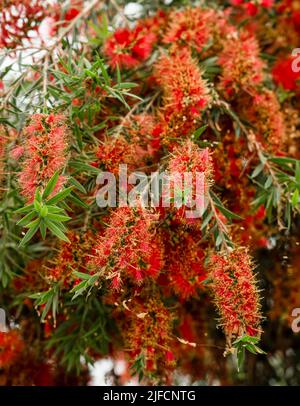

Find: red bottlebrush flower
[167,140,213,220]
[96,136,136,176]
[272,56,300,92]
[103,25,156,69]
[242,89,286,151]
[218,32,264,95]
[0,330,24,368]
[163,7,232,53]
[120,114,162,157]
[122,296,175,379]
[93,206,163,288]
[163,7,212,51]
[154,49,211,117]
[18,114,69,201]
[0,0,48,49]
[44,232,93,287]
[163,225,205,299]
[208,247,262,346]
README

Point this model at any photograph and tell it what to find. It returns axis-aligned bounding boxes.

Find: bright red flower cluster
[44,232,92,287]
[122,296,175,380]
[17,114,69,201]
[208,248,262,346]
[163,7,212,51]
[0,330,24,369]
[241,89,286,151]
[103,25,156,69]
[155,49,210,117]
[163,225,205,299]
[272,56,300,92]
[167,140,213,221]
[168,141,213,187]
[219,32,264,95]
[93,206,163,289]
[154,49,210,145]
[96,136,135,176]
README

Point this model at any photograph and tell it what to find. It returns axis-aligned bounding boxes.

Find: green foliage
[233,335,266,372]
[251,155,300,227]
[45,295,112,373]
[15,172,73,246]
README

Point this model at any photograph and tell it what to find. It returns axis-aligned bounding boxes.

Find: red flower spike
[208,247,262,346]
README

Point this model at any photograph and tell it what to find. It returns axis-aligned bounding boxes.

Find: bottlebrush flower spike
[93,206,163,289]
[103,24,156,69]
[154,48,211,117]
[18,114,69,201]
[167,140,213,219]
[208,247,262,347]
[163,7,212,51]
[240,89,286,151]
[218,31,264,95]
[44,232,93,287]
[122,296,175,379]
[163,225,206,299]
[96,136,136,176]
[0,330,24,369]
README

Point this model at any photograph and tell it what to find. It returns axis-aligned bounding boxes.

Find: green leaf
[47,213,71,222]
[201,210,213,230]
[40,205,48,218]
[291,189,299,208]
[34,198,41,212]
[233,335,260,345]
[264,175,273,189]
[15,204,34,214]
[251,163,264,179]
[35,188,42,203]
[19,222,40,247]
[44,219,70,243]
[73,271,91,280]
[237,347,245,373]
[295,161,300,185]
[46,205,66,214]
[214,203,243,220]
[40,220,47,239]
[69,177,87,194]
[42,171,59,199]
[69,193,89,209]
[46,186,74,205]
[215,233,223,247]
[193,125,208,140]
[16,210,36,226]
[24,218,40,229]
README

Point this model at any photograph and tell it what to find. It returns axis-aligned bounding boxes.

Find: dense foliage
[0,0,300,385]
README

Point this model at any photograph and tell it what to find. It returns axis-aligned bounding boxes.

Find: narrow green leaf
[16,211,36,226]
[40,220,47,240]
[42,171,59,199]
[291,189,299,207]
[251,163,264,179]
[19,222,40,247]
[44,219,70,243]
[69,177,87,194]
[15,204,34,214]
[214,203,243,220]
[47,213,71,222]
[46,186,74,205]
